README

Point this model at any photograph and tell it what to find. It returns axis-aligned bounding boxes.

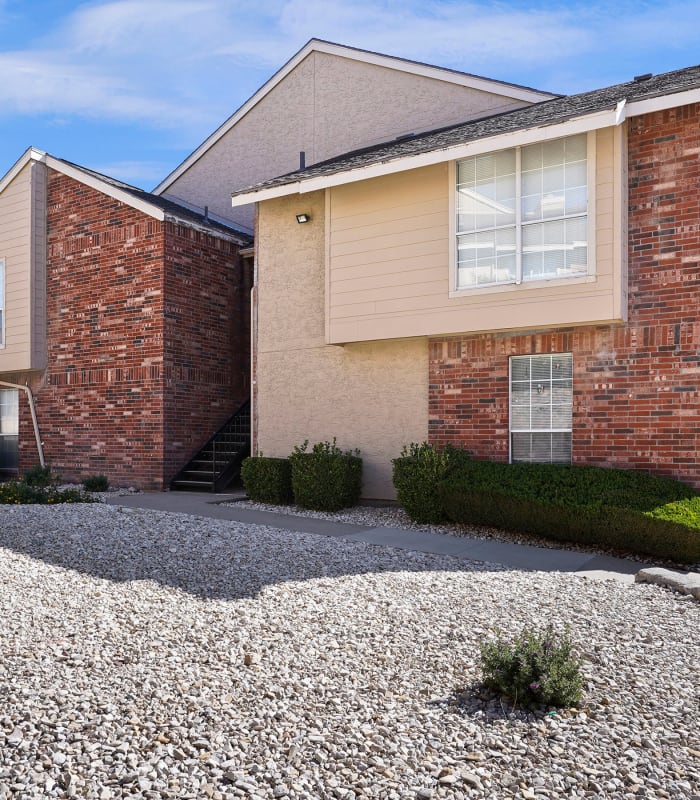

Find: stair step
[170,401,251,493]
[198,449,245,458]
[171,481,214,491]
[179,471,217,480]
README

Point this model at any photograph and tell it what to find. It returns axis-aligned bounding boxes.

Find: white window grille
[456,135,588,290]
[510,353,573,464]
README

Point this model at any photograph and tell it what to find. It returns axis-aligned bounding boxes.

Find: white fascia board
[0,147,45,194]
[311,41,556,103]
[231,107,620,207]
[154,39,554,196]
[626,86,700,116]
[44,156,165,221]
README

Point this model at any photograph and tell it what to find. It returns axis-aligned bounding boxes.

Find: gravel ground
[1,503,698,800]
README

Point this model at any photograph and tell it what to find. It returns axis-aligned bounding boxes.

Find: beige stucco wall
[0,161,46,374]
[326,127,626,343]
[256,191,428,500]
[163,51,532,230]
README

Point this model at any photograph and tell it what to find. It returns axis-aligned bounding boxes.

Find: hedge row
[394,446,700,563]
[241,440,362,512]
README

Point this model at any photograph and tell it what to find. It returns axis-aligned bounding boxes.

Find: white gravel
[1,502,699,800]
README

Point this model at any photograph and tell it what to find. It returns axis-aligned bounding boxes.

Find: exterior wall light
[296,213,311,224]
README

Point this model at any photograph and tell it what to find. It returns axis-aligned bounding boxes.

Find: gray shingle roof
[54,157,253,243]
[231,63,700,198]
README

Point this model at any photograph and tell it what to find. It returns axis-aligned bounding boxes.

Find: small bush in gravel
[392,442,470,524]
[241,456,293,504]
[480,624,584,710]
[0,481,96,505]
[82,473,110,492]
[289,439,362,511]
[22,463,57,488]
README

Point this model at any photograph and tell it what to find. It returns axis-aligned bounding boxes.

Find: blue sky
[1,0,700,190]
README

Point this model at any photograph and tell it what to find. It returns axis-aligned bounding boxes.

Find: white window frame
[449,131,597,297]
[509,353,573,465]
[0,258,5,348]
[0,387,19,473]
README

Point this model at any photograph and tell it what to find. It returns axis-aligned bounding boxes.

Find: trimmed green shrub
[441,459,694,509]
[22,464,57,488]
[480,624,584,710]
[439,460,700,563]
[82,474,110,492]
[240,456,293,504]
[0,481,96,505]
[289,439,362,512]
[392,442,470,524]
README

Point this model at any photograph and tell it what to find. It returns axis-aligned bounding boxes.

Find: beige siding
[256,191,428,499]
[0,162,42,373]
[327,127,626,343]
[163,51,531,230]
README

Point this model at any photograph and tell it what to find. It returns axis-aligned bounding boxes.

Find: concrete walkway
[103,491,653,583]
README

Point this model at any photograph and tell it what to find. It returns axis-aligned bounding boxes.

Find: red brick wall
[162,223,250,483]
[18,171,168,487]
[429,103,700,488]
[16,171,248,489]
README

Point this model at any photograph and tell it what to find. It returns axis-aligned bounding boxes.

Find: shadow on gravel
[435,686,547,725]
[0,504,505,601]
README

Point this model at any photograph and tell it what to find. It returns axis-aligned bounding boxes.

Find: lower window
[0,388,18,473]
[510,353,572,464]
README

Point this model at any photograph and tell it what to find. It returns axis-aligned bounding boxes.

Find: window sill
[449,273,596,299]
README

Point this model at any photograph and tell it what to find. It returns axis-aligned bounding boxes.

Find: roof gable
[0,148,251,243]
[153,38,556,197]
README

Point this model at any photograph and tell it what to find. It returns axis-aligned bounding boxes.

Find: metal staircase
[170,401,250,492]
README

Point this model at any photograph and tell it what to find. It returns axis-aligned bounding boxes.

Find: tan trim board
[587,128,597,284]
[614,123,629,322]
[324,188,332,344]
[0,257,5,349]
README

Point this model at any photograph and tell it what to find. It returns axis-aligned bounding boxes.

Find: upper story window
[0,259,4,346]
[456,134,588,290]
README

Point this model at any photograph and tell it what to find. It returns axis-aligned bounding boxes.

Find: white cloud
[0,50,193,124]
[1,0,700,133]
[277,0,588,66]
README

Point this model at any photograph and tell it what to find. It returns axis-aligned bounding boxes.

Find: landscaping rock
[635,567,700,600]
[0,503,698,799]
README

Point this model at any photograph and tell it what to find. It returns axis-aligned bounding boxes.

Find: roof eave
[0,147,46,194]
[231,83,700,208]
[231,106,619,207]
